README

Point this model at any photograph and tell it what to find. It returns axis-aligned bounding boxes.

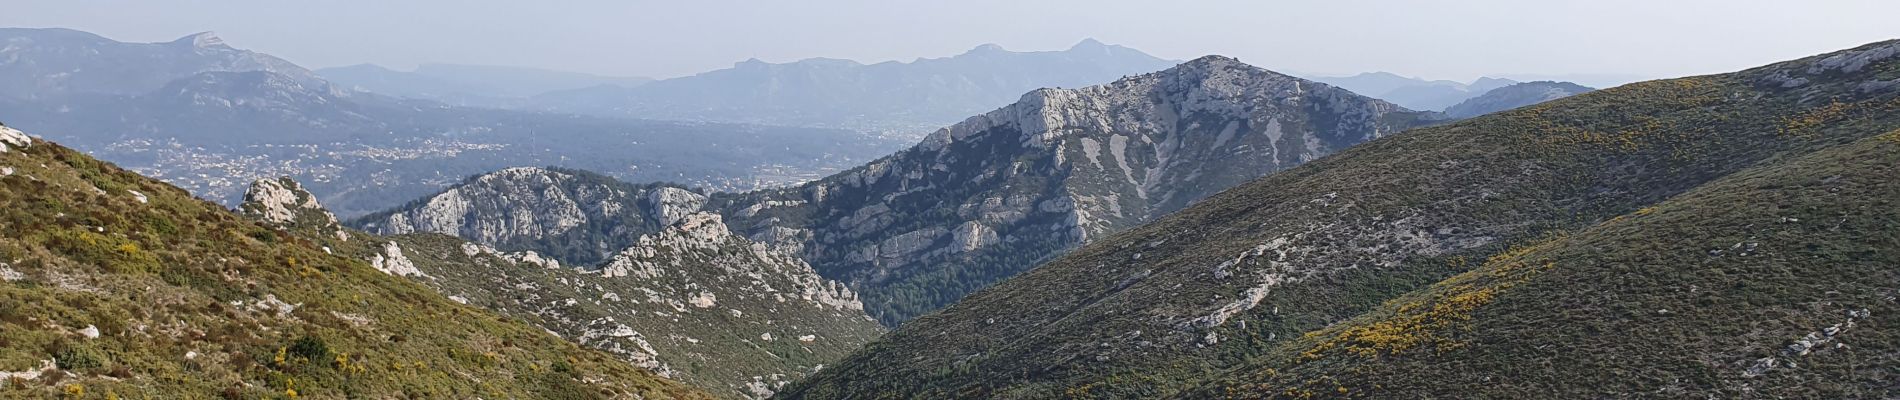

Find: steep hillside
[0,125,708,398]
[705,55,1430,325]
[275,176,883,398]
[1441,80,1594,119]
[776,39,1900,398]
[1308,72,1517,111]
[531,39,1180,135]
[1198,123,1900,399]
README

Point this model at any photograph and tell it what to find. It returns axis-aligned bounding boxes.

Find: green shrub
[40,229,161,274]
[54,345,102,371]
[288,335,330,365]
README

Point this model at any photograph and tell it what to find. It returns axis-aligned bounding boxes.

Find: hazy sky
[5,0,1897,82]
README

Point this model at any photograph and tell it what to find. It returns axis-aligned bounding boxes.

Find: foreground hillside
[0,125,707,398]
[1201,120,1900,399]
[266,175,883,398]
[777,40,1900,398]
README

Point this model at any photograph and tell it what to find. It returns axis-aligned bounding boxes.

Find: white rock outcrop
[240,177,350,241]
[0,125,31,153]
[647,187,707,226]
[369,241,427,277]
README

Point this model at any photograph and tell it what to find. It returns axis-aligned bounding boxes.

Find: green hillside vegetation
[0,129,707,398]
[775,40,1900,398]
[253,176,882,399]
[1201,126,1900,399]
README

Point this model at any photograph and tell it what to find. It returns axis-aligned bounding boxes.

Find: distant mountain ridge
[1308,72,1518,111]
[317,63,654,107]
[352,167,684,266]
[1441,80,1594,119]
[0,28,332,100]
[359,55,1437,327]
[709,56,1431,325]
[529,39,1181,136]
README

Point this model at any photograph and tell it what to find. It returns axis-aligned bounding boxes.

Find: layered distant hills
[526,39,1180,137]
[317,63,655,108]
[0,28,900,217]
[1441,80,1594,119]
[1308,72,1520,111]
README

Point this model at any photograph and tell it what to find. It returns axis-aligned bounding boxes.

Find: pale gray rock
[646,187,707,226]
[0,124,30,153]
[717,55,1428,325]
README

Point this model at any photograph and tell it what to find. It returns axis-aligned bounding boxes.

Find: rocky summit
[710,55,1434,325]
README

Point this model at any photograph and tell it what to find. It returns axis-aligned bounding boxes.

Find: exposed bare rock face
[647,186,708,226]
[711,55,1433,325]
[343,57,1427,327]
[350,167,689,265]
[238,176,350,242]
[262,175,882,399]
[383,212,882,399]
[0,29,334,100]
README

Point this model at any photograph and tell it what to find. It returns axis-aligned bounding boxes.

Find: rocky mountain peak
[1179,54,1243,67]
[1069,38,1109,51]
[722,54,1429,325]
[672,212,731,242]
